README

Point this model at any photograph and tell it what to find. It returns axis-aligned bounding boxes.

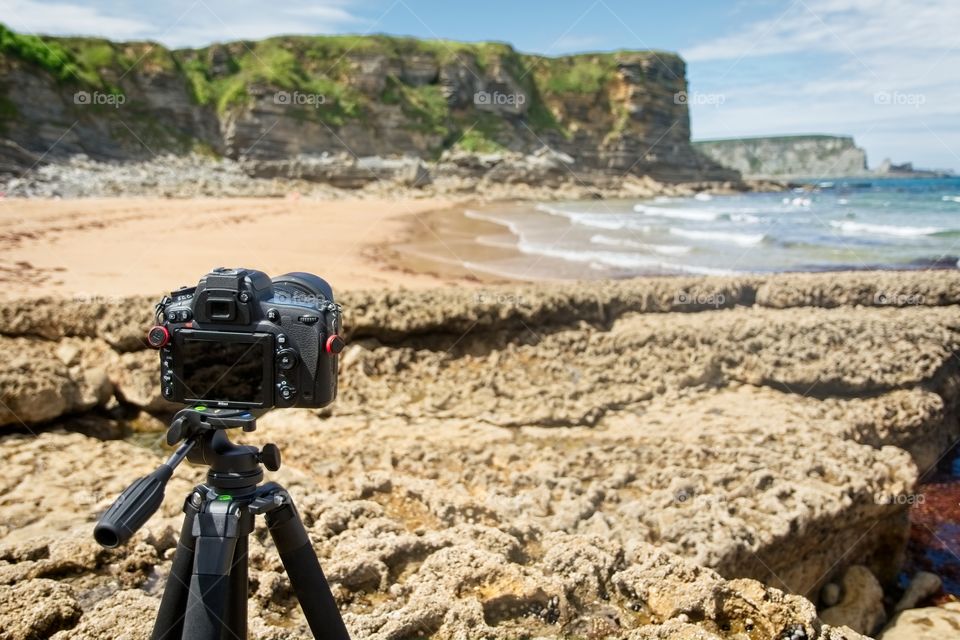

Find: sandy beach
[0,197,486,298]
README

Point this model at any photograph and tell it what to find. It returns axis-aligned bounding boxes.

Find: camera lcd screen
[180,337,267,403]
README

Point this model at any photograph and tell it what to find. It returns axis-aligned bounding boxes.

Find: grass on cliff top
[0,22,175,88]
[0,24,674,148]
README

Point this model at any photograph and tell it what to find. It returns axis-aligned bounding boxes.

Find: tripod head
[93,407,280,548]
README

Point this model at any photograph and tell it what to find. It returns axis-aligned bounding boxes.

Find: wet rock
[819,565,886,636]
[893,571,941,612]
[821,582,842,607]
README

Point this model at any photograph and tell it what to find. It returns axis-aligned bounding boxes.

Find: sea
[466,177,960,279]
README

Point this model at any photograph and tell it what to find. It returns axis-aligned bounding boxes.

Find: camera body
[148,267,343,409]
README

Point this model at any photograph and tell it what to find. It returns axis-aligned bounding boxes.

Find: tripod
[94,407,351,640]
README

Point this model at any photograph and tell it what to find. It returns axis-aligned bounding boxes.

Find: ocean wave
[517,240,736,275]
[694,193,713,201]
[518,241,661,269]
[535,203,630,230]
[633,203,719,221]
[464,209,523,235]
[728,213,763,224]
[589,234,692,255]
[943,195,960,203]
[668,228,766,247]
[829,220,942,237]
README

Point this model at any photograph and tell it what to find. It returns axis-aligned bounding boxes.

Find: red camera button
[325,334,345,354]
[147,326,170,348]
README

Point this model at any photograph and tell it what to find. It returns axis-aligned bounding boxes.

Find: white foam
[464,209,523,235]
[694,192,713,201]
[535,203,629,230]
[943,195,960,203]
[728,213,763,224]
[589,233,692,255]
[782,196,812,207]
[517,240,736,275]
[517,241,661,269]
[634,203,719,221]
[829,220,941,237]
[668,228,766,247]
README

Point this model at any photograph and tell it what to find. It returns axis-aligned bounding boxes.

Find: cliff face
[0,24,737,183]
[693,135,868,179]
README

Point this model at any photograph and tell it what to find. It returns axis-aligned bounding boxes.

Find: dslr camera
[146,267,343,409]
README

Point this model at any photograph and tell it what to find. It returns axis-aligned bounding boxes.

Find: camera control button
[147,326,170,348]
[166,310,178,322]
[276,349,298,370]
[267,308,280,322]
[325,334,345,354]
[279,385,296,401]
[276,334,288,346]
[177,309,192,322]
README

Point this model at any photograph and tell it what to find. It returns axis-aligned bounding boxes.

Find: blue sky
[3,0,958,171]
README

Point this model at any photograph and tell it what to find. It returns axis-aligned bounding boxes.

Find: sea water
[467,177,960,278]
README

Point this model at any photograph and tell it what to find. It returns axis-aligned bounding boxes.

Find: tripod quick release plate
[167,406,257,446]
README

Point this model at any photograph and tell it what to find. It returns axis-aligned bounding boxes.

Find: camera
[146,267,343,409]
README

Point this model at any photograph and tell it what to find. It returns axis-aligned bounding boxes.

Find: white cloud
[685,0,960,170]
[0,0,364,46]
[0,0,151,39]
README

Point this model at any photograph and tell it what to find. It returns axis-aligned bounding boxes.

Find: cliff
[693,135,868,179]
[0,24,736,184]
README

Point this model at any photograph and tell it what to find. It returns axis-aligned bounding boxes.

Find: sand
[0,197,489,298]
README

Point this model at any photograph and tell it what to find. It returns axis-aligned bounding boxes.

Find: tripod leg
[152,498,199,640]
[182,499,242,640]
[224,536,248,639]
[265,495,351,640]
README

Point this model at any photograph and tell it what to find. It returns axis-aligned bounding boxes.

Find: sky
[2,0,958,172]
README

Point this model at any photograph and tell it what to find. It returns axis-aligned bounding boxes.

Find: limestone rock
[879,602,960,639]
[49,589,157,640]
[0,579,82,640]
[0,337,114,427]
[108,350,177,412]
[819,565,886,636]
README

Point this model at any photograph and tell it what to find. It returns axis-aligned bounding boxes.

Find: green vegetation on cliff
[0,24,694,164]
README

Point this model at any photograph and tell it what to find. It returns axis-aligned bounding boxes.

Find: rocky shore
[0,150,781,201]
[1,270,958,639]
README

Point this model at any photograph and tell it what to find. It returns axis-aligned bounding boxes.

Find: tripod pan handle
[94,465,173,548]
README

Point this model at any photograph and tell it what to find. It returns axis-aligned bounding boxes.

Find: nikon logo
[298,315,319,324]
